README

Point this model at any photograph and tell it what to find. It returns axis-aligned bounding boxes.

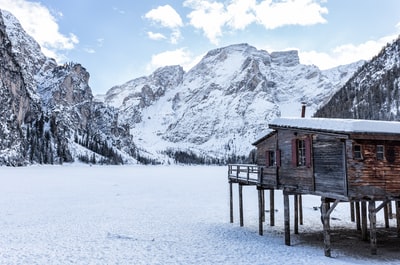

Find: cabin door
[313,138,346,195]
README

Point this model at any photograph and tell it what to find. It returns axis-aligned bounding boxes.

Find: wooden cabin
[229,117,400,257]
[253,117,400,201]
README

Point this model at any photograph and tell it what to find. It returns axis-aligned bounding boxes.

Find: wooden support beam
[229,182,233,223]
[321,200,331,257]
[361,201,368,241]
[284,193,290,246]
[396,201,400,238]
[261,189,265,223]
[239,184,244,227]
[270,189,275,227]
[388,201,393,219]
[355,201,361,231]
[321,198,340,257]
[258,188,263,236]
[299,195,303,225]
[294,195,299,234]
[369,201,377,255]
[384,202,390,229]
[350,202,355,222]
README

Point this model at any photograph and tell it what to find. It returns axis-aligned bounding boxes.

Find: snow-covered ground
[0,165,399,264]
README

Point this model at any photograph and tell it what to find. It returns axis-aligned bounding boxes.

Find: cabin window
[291,137,311,167]
[354,144,363,159]
[268,150,275,166]
[376,145,384,161]
[297,140,306,166]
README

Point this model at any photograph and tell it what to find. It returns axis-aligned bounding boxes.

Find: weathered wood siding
[255,134,277,188]
[277,129,313,193]
[347,139,400,200]
[313,134,346,196]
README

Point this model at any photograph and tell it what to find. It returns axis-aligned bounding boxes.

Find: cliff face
[0,9,135,165]
[0,11,40,165]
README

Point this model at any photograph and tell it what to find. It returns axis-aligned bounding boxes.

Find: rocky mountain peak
[270,50,299,67]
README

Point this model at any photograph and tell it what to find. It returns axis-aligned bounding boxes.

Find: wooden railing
[228,164,259,185]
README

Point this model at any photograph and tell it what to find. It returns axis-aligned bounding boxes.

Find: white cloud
[226,0,257,30]
[84,47,96,54]
[147,48,195,72]
[255,0,327,29]
[184,0,328,45]
[147,31,167,41]
[145,5,183,28]
[0,0,79,62]
[299,35,398,69]
[145,5,183,44]
[184,0,227,45]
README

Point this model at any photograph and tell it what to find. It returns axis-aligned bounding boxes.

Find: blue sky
[1,0,399,94]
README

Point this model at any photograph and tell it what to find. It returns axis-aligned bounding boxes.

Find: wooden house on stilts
[228,116,400,257]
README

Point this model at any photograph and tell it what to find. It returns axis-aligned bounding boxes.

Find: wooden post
[369,201,377,255]
[284,192,290,246]
[294,195,299,234]
[388,200,393,219]
[321,198,340,257]
[355,201,361,230]
[361,201,368,241]
[258,188,263,235]
[350,202,355,222]
[229,181,234,223]
[396,201,400,238]
[270,189,275,226]
[239,184,244,227]
[299,195,303,225]
[321,199,331,257]
[384,201,389,228]
[261,189,265,222]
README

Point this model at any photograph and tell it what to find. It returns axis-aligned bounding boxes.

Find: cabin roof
[268,117,400,135]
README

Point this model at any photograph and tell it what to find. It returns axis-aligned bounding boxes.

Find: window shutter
[291,139,297,167]
[265,151,270,167]
[276,149,281,167]
[305,136,312,168]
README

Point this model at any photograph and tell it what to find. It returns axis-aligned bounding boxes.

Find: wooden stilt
[261,189,265,222]
[284,192,290,246]
[355,201,361,231]
[239,184,244,227]
[299,195,303,225]
[321,199,331,257]
[270,189,275,226]
[229,181,233,223]
[369,201,377,255]
[321,198,340,257]
[258,188,263,235]
[396,201,400,238]
[350,202,355,222]
[294,195,299,234]
[388,200,393,219]
[361,201,368,241]
[384,201,389,228]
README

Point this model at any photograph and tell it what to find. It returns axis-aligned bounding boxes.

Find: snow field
[0,165,399,264]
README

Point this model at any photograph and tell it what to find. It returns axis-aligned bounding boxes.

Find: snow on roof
[269,117,400,135]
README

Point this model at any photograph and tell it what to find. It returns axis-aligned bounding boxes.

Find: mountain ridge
[100,43,364,163]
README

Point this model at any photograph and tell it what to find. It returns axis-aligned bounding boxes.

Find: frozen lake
[0,165,399,264]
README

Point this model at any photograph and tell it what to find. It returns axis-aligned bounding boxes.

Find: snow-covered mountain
[315,36,400,120]
[102,44,363,163]
[0,9,370,165]
[0,9,136,165]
